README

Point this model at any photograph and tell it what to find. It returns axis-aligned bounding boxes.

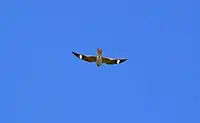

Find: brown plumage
[72,49,127,67]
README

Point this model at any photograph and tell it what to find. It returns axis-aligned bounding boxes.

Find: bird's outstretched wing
[102,57,127,65]
[72,52,96,62]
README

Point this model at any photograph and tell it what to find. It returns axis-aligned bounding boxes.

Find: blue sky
[1,0,200,123]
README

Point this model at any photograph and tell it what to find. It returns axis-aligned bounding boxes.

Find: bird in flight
[72,48,127,67]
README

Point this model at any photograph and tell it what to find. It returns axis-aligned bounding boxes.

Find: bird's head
[97,48,102,55]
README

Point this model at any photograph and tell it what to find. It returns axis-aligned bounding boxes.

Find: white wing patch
[117,60,120,64]
[79,55,82,59]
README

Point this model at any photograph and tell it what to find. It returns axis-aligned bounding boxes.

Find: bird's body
[72,49,127,67]
[96,55,102,67]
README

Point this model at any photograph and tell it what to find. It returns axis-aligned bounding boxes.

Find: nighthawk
[72,49,127,67]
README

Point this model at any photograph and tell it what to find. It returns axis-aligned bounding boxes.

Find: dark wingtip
[120,58,128,63]
[72,51,78,55]
[72,52,80,58]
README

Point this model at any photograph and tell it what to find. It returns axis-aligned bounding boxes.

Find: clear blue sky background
[0,0,200,123]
